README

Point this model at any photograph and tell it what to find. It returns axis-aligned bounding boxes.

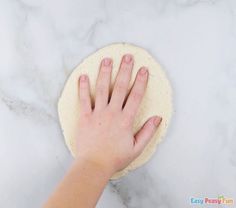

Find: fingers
[79,74,92,115]
[95,58,112,111]
[123,67,148,121]
[109,54,133,110]
[134,116,162,156]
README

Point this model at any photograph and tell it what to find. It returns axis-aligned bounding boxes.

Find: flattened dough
[58,43,173,179]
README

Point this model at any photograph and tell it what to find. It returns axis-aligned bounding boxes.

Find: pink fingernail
[139,67,148,75]
[153,116,162,126]
[103,58,111,66]
[124,54,133,63]
[80,75,87,82]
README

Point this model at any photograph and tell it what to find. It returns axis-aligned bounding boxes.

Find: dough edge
[58,43,173,180]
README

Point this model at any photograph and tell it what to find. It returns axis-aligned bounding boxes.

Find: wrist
[74,155,115,179]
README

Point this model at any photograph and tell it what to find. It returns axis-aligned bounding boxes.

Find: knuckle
[80,112,91,122]
[80,98,88,105]
[96,85,106,95]
[137,74,148,82]
[115,82,127,91]
[81,112,91,118]
[107,106,118,116]
[80,83,88,89]
[121,65,131,71]
[122,113,134,128]
[130,91,143,101]
[101,66,111,73]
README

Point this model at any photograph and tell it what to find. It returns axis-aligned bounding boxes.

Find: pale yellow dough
[58,43,173,179]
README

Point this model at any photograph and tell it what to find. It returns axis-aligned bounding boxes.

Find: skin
[44,54,162,208]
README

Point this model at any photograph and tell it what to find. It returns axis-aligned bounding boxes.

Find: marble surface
[0,0,236,207]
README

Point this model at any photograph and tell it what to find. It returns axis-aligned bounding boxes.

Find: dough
[58,43,173,179]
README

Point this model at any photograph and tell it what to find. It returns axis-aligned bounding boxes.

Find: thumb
[134,116,162,156]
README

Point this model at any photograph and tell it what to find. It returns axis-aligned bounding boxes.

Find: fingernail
[124,54,133,63]
[153,116,162,126]
[103,58,112,66]
[80,75,87,82]
[139,67,148,75]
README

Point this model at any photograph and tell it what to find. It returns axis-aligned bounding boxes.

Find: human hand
[76,54,162,175]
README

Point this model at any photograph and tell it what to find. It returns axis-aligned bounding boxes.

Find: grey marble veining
[0,0,236,207]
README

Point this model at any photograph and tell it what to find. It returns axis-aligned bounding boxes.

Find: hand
[76,54,161,175]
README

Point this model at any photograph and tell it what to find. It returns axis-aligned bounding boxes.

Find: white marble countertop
[0,0,236,207]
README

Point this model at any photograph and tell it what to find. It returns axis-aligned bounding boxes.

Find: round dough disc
[58,43,173,179]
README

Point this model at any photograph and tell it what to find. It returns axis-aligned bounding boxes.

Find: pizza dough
[58,43,173,179]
